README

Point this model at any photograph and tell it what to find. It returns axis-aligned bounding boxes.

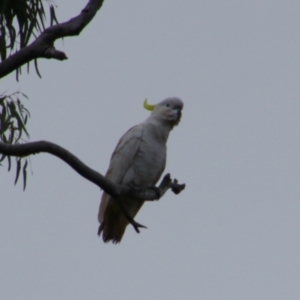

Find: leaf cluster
[0,0,58,77]
[0,92,30,189]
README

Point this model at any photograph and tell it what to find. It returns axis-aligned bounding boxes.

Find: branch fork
[0,0,105,78]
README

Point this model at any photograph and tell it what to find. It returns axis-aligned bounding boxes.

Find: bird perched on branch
[98,97,184,243]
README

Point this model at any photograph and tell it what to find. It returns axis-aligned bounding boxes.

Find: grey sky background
[1,1,300,299]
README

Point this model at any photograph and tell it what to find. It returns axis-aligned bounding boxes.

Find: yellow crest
[143,98,155,111]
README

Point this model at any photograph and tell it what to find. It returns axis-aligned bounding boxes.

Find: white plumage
[98,97,184,243]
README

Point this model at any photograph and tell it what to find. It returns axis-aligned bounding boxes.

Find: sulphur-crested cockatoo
[98,97,184,243]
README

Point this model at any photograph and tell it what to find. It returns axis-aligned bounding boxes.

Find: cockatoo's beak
[143,99,155,111]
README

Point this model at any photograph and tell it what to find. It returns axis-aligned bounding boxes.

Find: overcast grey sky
[1,1,300,299]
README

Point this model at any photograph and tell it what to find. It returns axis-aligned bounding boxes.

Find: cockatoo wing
[98,124,144,222]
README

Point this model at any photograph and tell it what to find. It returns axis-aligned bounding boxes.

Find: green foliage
[0,92,31,189]
[0,1,59,188]
[0,0,58,77]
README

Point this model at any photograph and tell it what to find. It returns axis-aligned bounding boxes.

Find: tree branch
[0,0,105,79]
[0,141,185,233]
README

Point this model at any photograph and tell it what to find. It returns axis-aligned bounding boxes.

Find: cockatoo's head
[144,97,184,126]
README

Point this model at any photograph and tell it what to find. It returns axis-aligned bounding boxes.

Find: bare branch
[0,0,105,78]
[0,141,185,233]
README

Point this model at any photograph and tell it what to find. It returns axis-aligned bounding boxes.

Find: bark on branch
[0,0,105,78]
[0,141,185,233]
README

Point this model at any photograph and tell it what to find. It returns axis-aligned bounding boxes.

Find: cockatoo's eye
[166,103,170,107]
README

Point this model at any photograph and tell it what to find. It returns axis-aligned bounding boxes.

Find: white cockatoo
[98,97,184,243]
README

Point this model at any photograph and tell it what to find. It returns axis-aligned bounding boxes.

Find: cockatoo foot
[148,186,161,199]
